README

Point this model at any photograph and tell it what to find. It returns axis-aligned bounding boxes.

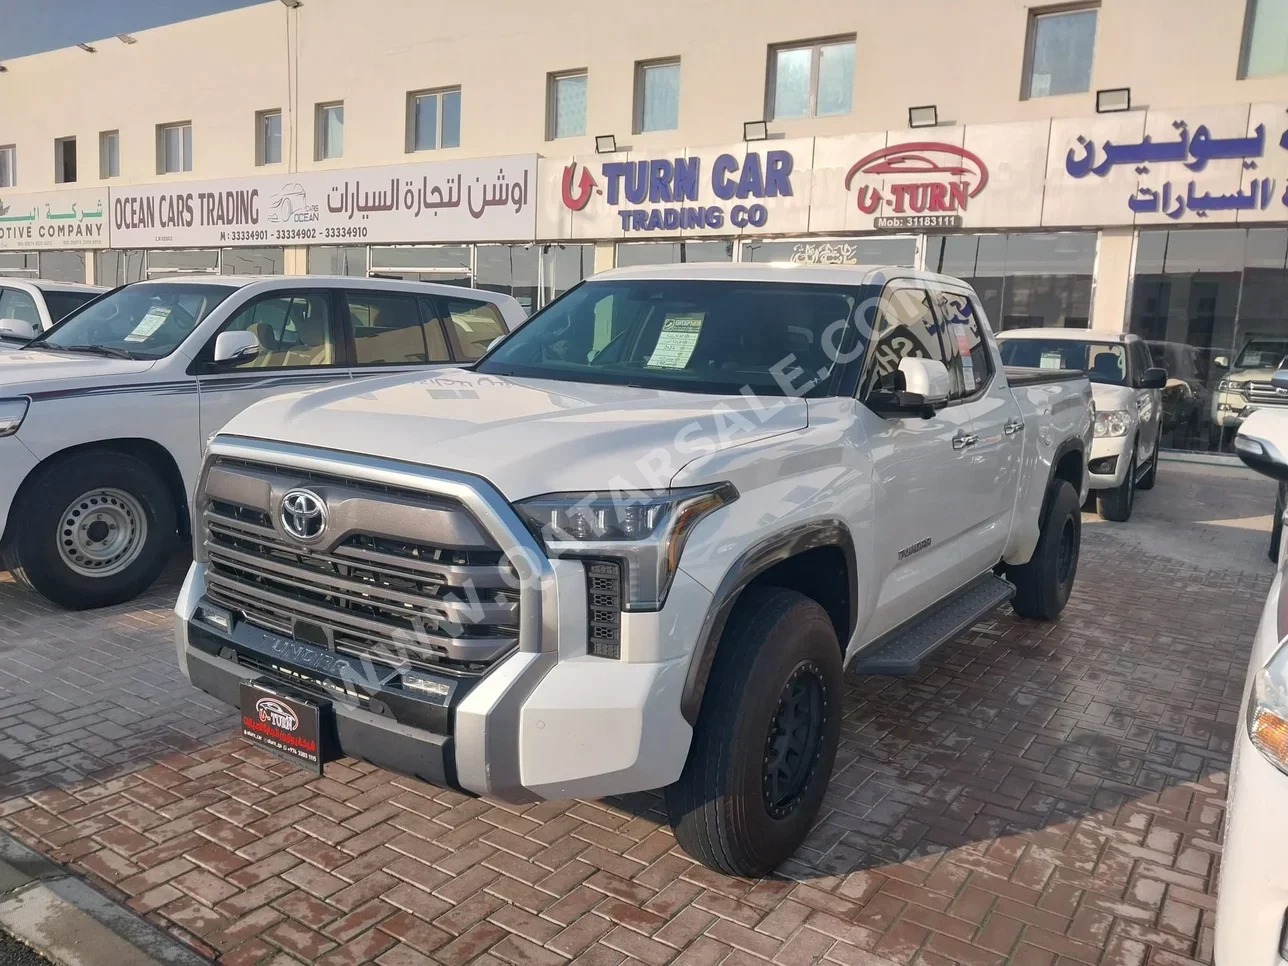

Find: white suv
[0,278,107,348]
[0,275,524,610]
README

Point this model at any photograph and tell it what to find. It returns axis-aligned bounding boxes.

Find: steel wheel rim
[763,661,828,819]
[57,488,148,578]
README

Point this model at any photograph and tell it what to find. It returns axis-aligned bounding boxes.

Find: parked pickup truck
[0,278,107,349]
[997,329,1167,522]
[175,264,1093,876]
[0,275,524,609]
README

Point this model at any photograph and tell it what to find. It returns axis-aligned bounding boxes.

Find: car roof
[590,262,973,288]
[997,328,1136,343]
[2,278,109,293]
[126,274,517,303]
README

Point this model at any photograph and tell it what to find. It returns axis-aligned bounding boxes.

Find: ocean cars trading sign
[109,154,538,247]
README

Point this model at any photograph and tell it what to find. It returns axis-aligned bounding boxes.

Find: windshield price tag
[124,306,172,343]
[647,316,703,369]
[1039,351,1064,370]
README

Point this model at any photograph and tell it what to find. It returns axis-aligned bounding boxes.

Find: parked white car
[998,329,1166,521]
[175,263,1093,876]
[1212,336,1288,451]
[0,275,524,609]
[0,278,107,348]
[1221,403,1288,962]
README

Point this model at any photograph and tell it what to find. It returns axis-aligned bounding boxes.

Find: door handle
[1003,419,1025,436]
[952,432,979,450]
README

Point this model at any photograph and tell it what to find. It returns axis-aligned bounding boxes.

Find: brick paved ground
[0,464,1275,966]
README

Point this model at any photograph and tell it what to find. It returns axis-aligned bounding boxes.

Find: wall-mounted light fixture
[1096,88,1132,113]
[908,105,938,128]
[595,134,618,154]
[743,120,768,141]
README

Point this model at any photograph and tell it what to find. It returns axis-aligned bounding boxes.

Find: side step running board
[850,574,1015,676]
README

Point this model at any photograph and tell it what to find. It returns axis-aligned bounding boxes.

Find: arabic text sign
[109,155,538,248]
[0,188,110,250]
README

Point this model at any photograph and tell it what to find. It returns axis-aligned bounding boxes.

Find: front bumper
[0,436,39,546]
[1087,435,1132,490]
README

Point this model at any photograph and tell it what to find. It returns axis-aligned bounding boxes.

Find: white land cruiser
[0,275,524,609]
[0,278,107,349]
[998,329,1166,522]
[175,263,1093,876]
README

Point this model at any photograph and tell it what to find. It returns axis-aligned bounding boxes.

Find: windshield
[43,291,101,322]
[1234,340,1288,370]
[999,338,1128,386]
[475,279,865,396]
[31,283,236,360]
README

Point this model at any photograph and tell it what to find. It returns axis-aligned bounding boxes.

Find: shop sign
[1065,118,1288,219]
[109,154,537,248]
[559,148,798,233]
[0,188,110,250]
[843,142,990,231]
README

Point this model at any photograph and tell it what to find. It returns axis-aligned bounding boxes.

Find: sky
[0,0,268,60]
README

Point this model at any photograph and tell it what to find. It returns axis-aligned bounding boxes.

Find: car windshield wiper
[32,343,138,360]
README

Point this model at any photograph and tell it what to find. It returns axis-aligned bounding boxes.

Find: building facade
[2,0,1287,453]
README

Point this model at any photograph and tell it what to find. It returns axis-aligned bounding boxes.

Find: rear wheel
[1008,479,1081,621]
[1,451,177,610]
[1099,447,1136,522]
[665,588,842,877]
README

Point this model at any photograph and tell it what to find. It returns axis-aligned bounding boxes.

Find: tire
[1137,446,1157,491]
[665,588,842,877]
[1,450,177,610]
[1008,479,1081,621]
[1098,446,1136,522]
[1271,485,1284,564]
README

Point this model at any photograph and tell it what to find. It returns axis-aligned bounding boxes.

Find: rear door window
[347,292,450,366]
[218,292,337,369]
[437,296,508,361]
[0,288,40,326]
[935,290,993,399]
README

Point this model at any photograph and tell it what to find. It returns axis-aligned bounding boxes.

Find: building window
[635,59,680,133]
[407,88,461,152]
[256,110,282,165]
[308,246,366,276]
[315,102,344,160]
[157,122,192,173]
[767,37,854,120]
[547,71,587,140]
[0,146,14,187]
[1241,0,1288,77]
[1024,5,1098,98]
[99,130,119,179]
[54,137,76,184]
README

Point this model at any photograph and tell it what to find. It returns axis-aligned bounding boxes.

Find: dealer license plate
[240,682,326,775]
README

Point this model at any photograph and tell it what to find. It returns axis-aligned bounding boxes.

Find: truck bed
[1004,366,1087,386]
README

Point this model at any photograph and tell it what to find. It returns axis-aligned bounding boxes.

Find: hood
[1091,382,1137,412]
[0,348,157,396]
[224,368,809,499]
[1225,364,1281,383]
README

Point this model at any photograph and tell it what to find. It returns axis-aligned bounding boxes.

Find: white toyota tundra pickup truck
[0,275,523,610]
[174,263,1093,876]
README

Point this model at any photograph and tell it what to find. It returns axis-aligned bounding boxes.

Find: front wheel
[1007,479,1081,621]
[1,451,177,610]
[665,588,842,877]
[1098,447,1136,522]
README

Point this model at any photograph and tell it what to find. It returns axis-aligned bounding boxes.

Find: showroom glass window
[541,244,594,305]
[636,60,680,133]
[548,71,587,140]
[308,246,366,276]
[1128,228,1288,454]
[38,251,85,283]
[1242,0,1288,77]
[1024,6,1097,97]
[743,236,917,268]
[475,244,539,314]
[616,241,733,267]
[924,232,1095,331]
[768,37,854,119]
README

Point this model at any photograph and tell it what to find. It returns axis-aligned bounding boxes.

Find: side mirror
[1139,367,1167,390]
[0,318,37,342]
[866,358,950,420]
[1214,355,1229,370]
[898,357,951,406]
[213,330,261,366]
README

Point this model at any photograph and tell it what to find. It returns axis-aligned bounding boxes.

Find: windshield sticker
[647,316,703,369]
[1243,351,1265,367]
[1039,351,1064,370]
[124,306,172,343]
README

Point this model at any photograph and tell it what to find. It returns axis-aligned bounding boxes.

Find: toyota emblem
[1277,387,1288,398]
[280,489,326,542]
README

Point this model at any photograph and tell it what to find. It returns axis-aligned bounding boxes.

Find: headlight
[516,483,737,610]
[1249,639,1288,775]
[1220,379,1245,394]
[0,398,29,437]
[1094,409,1131,438]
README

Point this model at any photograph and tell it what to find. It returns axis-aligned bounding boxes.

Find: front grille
[202,463,521,678]
[1246,382,1288,406]
[586,560,622,659]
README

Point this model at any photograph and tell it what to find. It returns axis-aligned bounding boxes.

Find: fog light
[196,606,232,633]
[1089,456,1118,475]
